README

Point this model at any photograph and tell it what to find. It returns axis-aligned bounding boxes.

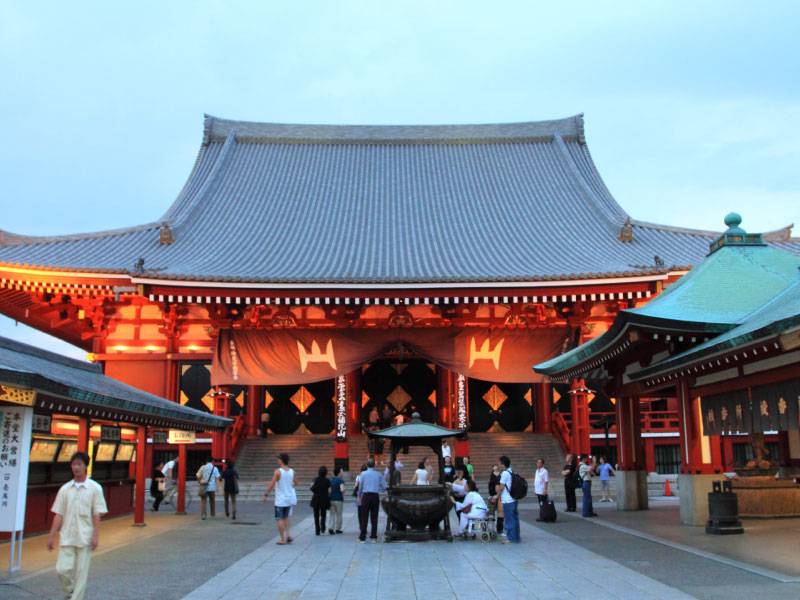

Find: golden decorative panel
[483,385,508,412]
[290,386,315,413]
[386,385,413,412]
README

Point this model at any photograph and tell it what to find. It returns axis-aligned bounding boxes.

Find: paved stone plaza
[2,501,800,599]
[185,508,692,600]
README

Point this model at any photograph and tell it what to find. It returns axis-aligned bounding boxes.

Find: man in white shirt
[196,458,221,519]
[497,455,520,543]
[47,451,108,600]
[534,458,550,505]
[161,457,177,505]
[441,439,452,461]
[454,480,488,535]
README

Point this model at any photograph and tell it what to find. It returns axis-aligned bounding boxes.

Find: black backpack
[509,471,528,500]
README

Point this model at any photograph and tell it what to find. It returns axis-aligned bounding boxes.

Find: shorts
[601,480,610,490]
[274,505,292,519]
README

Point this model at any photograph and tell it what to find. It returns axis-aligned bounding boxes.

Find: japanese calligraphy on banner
[212,328,567,385]
[456,374,468,430]
[0,405,33,532]
[335,375,347,440]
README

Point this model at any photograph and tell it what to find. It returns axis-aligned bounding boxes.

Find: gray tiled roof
[1,115,797,284]
[0,336,230,430]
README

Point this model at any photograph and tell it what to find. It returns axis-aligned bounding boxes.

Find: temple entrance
[468,379,533,432]
[264,380,335,434]
[362,359,437,427]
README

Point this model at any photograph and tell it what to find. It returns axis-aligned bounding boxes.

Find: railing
[551,412,571,454]
[642,411,680,430]
[228,413,249,459]
[559,410,681,434]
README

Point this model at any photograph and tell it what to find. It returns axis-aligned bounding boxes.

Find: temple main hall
[1,114,798,494]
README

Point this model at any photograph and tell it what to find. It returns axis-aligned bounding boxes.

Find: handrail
[228,413,248,459]
[551,412,570,454]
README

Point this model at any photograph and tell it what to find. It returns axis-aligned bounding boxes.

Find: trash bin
[705,480,744,535]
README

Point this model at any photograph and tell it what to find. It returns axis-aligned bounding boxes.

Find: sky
[1,1,799,359]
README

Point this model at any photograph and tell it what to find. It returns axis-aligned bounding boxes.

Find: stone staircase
[235,431,577,502]
[348,434,435,482]
[466,432,565,496]
[236,435,335,501]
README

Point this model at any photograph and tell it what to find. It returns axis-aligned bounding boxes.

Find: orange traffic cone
[664,479,672,497]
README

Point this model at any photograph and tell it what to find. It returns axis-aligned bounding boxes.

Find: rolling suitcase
[539,500,557,523]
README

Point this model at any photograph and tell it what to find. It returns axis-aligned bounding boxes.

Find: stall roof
[0,336,230,430]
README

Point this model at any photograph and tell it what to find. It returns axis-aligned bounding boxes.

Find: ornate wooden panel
[467,378,533,432]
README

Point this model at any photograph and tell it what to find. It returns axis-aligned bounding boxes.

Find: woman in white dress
[411,460,430,485]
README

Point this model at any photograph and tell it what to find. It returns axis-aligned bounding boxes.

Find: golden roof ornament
[619,217,633,242]
[159,222,175,245]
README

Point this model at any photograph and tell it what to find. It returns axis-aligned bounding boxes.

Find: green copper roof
[634,277,800,380]
[627,243,800,326]
[535,216,800,378]
[368,416,463,440]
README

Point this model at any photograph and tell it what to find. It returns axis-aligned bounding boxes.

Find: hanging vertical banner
[335,375,348,440]
[456,373,468,431]
[0,405,34,532]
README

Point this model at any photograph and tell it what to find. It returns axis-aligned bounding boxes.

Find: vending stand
[0,336,230,572]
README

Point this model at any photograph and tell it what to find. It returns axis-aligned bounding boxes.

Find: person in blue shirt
[597,456,616,502]
[328,466,345,534]
[357,458,386,542]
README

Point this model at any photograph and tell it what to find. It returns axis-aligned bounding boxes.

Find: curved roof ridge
[160,136,223,223]
[552,133,628,230]
[0,221,160,248]
[632,219,800,244]
[630,219,719,237]
[203,113,586,144]
[169,130,238,229]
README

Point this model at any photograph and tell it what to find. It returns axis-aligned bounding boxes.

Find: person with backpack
[222,460,240,520]
[497,455,524,543]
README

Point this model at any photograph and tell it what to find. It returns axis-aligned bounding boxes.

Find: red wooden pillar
[678,379,724,474]
[347,368,363,436]
[436,366,451,427]
[246,385,261,437]
[569,379,591,456]
[133,425,147,526]
[77,417,90,453]
[176,443,187,515]
[211,390,229,459]
[644,438,656,473]
[616,396,644,470]
[534,382,552,434]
